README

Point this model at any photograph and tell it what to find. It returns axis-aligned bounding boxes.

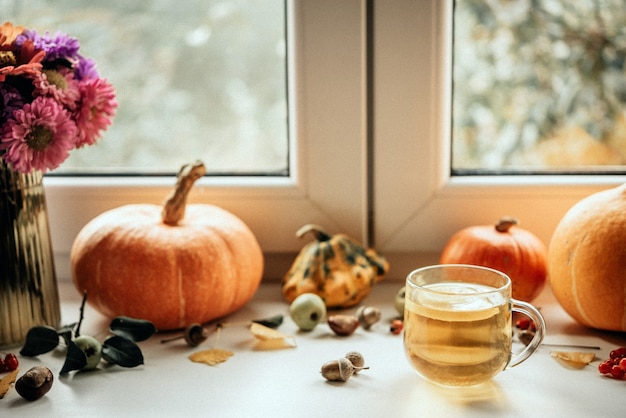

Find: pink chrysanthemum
[74,77,117,147]
[0,96,77,172]
[31,67,81,110]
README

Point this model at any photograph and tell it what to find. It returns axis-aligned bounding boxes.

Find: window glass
[452,0,626,174]
[5,0,288,175]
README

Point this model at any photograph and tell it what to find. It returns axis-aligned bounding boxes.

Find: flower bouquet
[0,22,117,347]
[0,21,117,173]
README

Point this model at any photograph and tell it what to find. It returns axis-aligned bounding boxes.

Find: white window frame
[45,0,369,281]
[373,0,626,276]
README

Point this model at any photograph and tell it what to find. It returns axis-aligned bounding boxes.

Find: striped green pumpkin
[282,224,389,308]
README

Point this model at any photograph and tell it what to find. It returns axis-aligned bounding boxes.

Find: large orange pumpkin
[70,161,264,330]
[549,184,626,332]
[440,217,548,302]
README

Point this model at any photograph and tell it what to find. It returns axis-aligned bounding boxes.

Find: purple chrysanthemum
[75,56,99,80]
[16,29,80,63]
[0,96,77,172]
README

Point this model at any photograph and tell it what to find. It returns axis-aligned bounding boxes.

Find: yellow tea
[404,282,512,386]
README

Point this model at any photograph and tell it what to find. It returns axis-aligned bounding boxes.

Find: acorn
[321,358,355,382]
[321,355,369,382]
[356,306,381,329]
[345,351,365,372]
[184,323,209,347]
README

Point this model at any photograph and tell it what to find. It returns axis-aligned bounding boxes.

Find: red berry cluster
[598,347,626,379]
[0,352,19,372]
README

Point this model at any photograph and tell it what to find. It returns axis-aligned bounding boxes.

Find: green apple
[73,335,102,370]
[394,286,406,316]
[289,293,327,331]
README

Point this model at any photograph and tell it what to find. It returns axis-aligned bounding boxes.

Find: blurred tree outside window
[452,0,626,174]
[3,0,288,175]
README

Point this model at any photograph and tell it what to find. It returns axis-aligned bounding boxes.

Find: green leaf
[57,322,78,346]
[60,340,88,375]
[252,314,284,329]
[19,326,60,357]
[101,335,144,368]
[109,316,157,342]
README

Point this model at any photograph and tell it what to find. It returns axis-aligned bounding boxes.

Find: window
[372,0,625,274]
[43,0,369,280]
[6,0,288,175]
[452,0,626,174]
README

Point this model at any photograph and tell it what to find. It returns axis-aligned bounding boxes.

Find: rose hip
[599,360,612,375]
[515,317,531,330]
[390,319,403,335]
[610,347,626,360]
[4,353,19,371]
[0,352,19,373]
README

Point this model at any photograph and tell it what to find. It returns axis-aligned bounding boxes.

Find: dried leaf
[189,348,234,366]
[550,351,596,369]
[249,322,286,340]
[0,369,19,399]
[249,323,296,349]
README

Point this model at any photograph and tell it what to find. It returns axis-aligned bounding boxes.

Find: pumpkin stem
[296,224,332,242]
[495,216,518,233]
[162,161,207,226]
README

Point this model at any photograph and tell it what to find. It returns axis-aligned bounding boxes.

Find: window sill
[2,279,623,417]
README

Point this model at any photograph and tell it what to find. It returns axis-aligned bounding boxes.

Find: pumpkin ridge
[215,230,239,311]
[568,242,592,326]
[574,230,601,327]
[177,267,185,329]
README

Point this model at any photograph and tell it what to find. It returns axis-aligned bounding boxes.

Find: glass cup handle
[507,299,546,369]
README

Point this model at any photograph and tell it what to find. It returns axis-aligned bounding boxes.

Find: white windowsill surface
[1,279,623,417]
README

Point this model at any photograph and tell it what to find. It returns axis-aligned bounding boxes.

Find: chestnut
[15,366,53,401]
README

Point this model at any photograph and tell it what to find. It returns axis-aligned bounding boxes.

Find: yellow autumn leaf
[249,322,287,340]
[550,351,596,369]
[249,322,296,349]
[0,369,19,399]
[189,348,234,366]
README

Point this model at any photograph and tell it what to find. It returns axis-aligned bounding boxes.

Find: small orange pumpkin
[440,217,548,302]
[549,184,626,331]
[70,161,264,330]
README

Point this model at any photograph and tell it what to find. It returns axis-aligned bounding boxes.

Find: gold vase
[0,161,60,347]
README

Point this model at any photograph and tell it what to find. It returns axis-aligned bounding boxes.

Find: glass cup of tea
[403,264,545,387]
